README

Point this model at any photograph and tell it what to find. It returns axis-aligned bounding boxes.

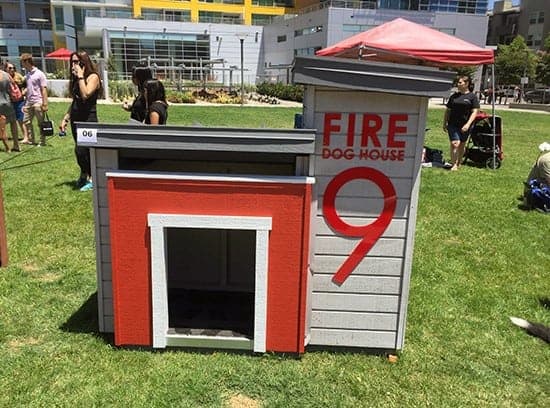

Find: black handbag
[40,112,54,137]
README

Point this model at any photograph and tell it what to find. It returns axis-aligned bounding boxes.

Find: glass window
[54,7,64,31]
[110,32,211,79]
[74,7,86,31]
[294,25,323,37]
[294,46,321,57]
[343,25,362,33]
[252,0,294,5]
[438,27,456,35]
[277,35,287,43]
[201,0,244,3]
[252,14,274,25]
[199,11,242,24]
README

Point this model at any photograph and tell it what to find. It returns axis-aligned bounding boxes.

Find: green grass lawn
[0,104,548,407]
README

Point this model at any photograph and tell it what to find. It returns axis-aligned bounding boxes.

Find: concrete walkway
[49,96,548,113]
[429,98,549,114]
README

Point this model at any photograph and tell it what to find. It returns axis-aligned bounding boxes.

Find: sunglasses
[71,60,80,64]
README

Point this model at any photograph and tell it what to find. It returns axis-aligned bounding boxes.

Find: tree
[535,34,550,86]
[454,66,478,79]
[495,36,537,85]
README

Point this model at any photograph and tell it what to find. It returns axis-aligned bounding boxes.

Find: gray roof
[75,123,316,154]
[292,56,454,97]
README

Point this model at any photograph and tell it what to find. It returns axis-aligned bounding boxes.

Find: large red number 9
[322,167,397,285]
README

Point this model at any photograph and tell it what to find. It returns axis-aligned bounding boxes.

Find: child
[0,115,10,152]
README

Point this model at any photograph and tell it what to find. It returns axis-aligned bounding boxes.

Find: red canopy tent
[316,18,494,67]
[316,18,499,168]
[46,48,73,60]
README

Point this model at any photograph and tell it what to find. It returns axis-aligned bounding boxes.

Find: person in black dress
[143,79,168,125]
[122,66,153,123]
[60,51,102,191]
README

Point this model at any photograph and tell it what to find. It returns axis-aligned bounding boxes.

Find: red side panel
[108,177,312,353]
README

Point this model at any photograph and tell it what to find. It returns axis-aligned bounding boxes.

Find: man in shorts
[20,53,48,146]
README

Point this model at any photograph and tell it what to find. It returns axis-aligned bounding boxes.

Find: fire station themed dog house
[81,56,453,353]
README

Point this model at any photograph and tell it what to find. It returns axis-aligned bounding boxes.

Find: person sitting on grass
[527,142,550,186]
[523,142,550,212]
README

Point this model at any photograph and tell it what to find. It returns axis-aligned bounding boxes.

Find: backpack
[423,146,444,164]
[8,79,23,102]
[525,179,550,213]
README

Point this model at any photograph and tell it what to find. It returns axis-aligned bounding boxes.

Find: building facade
[0,0,54,64]
[1,1,490,86]
[488,0,550,50]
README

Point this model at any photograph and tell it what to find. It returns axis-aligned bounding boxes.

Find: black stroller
[463,113,503,169]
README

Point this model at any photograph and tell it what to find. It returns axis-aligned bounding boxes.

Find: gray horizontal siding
[308,328,396,349]
[313,90,422,113]
[311,255,403,276]
[311,275,401,294]
[313,153,416,177]
[315,215,407,237]
[315,175,413,199]
[311,293,399,313]
[316,197,411,218]
[311,311,397,331]
[315,236,405,257]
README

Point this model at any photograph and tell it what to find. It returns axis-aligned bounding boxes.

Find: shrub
[190,89,241,104]
[109,80,135,102]
[256,82,304,102]
[165,90,196,104]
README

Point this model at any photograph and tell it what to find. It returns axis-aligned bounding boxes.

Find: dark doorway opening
[166,228,256,338]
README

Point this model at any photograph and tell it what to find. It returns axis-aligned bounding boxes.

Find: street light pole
[236,33,247,106]
[29,17,49,73]
[123,26,127,79]
[240,38,244,106]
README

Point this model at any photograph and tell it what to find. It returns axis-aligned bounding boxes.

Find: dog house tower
[81,56,452,353]
[293,56,453,350]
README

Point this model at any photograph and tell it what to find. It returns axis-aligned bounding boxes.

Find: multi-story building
[488,0,550,49]
[487,1,520,46]
[0,0,54,69]
[1,1,490,87]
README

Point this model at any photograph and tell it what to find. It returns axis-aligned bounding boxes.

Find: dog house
[79,56,453,353]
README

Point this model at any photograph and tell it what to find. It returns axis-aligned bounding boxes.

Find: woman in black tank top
[59,51,102,191]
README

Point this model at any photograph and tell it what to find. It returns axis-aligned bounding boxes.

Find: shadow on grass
[55,180,82,191]
[60,291,114,344]
[539,297,550,309]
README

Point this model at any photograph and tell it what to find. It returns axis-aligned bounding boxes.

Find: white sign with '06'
[77,128,98,144]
